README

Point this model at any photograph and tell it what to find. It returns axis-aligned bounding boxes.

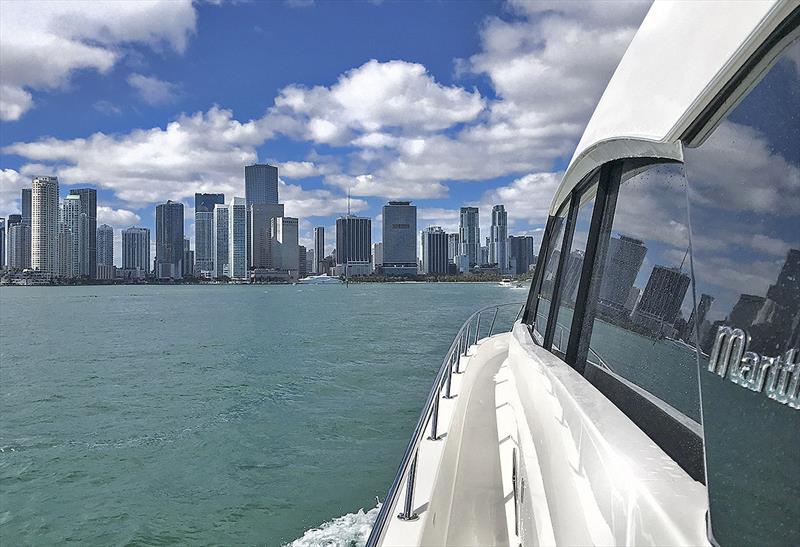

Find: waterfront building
[21,188,31,224]
[212,204,229,278]
[183,239,194,277]
[421,226,448,275]
[459,207,480,267]
[632,265,690,334]
[447,233,459,264]
[8,217,30,270]
[195,193,224,275]
[335,215,372,277]
[373,242,383,273]
[97,264,116,280]
[489,205,509,272]
[60,194,84,278]
[455,254,470,274]
[250,203,284,269]
[97,224,114,267]
[0,218,4,269]
[480,245,489,266]
[245,163,279,206]
[226,198,248,280]
[314,226,325,274]
[122,227,150,275]
[299,245,307,278]
[155,200,184,279]
[598,234,648,316]
[68,188,97,278]
[382,201,417,276]
[31,176,59,276]
[271,216,299,277]
[508,235,536,275]
[306,249,315,275]
[56,224,74,278]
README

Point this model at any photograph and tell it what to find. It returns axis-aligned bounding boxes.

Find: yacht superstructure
[368,2,799,546]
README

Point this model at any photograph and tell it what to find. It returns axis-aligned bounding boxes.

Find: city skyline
[0,1,624,265]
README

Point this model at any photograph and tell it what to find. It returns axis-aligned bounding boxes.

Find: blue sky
[0,0,650,262]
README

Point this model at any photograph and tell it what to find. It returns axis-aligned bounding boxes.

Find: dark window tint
[533,206,567,337]
[586,162,699,421]
[552,181,599,354]
[683,37,799,547]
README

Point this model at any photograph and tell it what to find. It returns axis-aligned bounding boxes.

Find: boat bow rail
[366,301,525,547]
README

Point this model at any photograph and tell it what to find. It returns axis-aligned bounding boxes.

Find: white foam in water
[286,504,380,547]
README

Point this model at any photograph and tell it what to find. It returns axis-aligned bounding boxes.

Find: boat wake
[286,504,379,547]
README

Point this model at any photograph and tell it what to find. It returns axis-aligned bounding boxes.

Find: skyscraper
[249,203,284,269]
[459,207,480,267]
[372,242,383,272]
[306,249,315,275]
[56,224,74,278]
[5,214,22,269]
[447,233,459,264]
[270,216,299,275]
[598,234,648,315]
[508,235,536,275]
[632,265,690,334]
[382,201,417,276]
[155,200,184,279]
[298,245,307,278]
[245,164,279,206]
[685,293,714,342]
[421,226,448,275]
[21,188,32,225]
[8,221,31,270]
[561,250,585,304]
[69,188,97,278]
[0,218,5,269]
[489,205,508,272]
[195,193,224,275]
[336,215,372,276]
[227,198,248,280]
[61,194,84,278]
[314,226,325,274]
[97,224,114,267]
[183,238,194,277]
[122,227,150,274]
[31,176,59,276]
[212,203,229,278]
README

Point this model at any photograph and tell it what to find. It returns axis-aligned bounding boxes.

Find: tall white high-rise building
[213,198,247,279]
[271,216,299,275]
[97,224,114,267]
[490,204,509,273]
[31,176,59,275]
[212,203,229,278]
[122,226,150,274]
[60,193,84,278]
[313,226,325,274]
[249,203,284,269]
[194,193,224,275]
[373,242,383,272]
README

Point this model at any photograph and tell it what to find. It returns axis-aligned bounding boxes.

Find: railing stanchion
[444,351,454,398]
[488,307,499,337]
[515,304,524,322]
[428,386,440,440]
[464,325,471,356]
[397,453,419,521]
[474,313,481,345]
[454,343,461,374]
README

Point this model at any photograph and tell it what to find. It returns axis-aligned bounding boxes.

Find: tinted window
[586,162,698,421]
[533,206,567,337]
[551,180,598,353]
[683,38,799,547]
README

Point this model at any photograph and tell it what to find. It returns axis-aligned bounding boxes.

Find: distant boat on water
[297,274,343,285]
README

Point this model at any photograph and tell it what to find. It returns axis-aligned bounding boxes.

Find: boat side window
[583,161,700,423]
[531,204,568,338]
[682,36,799,547]
[550,178,600,355]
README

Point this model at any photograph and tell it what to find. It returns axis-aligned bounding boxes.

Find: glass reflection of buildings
[703,249,800,354]
[597,234,647,319]
[632,265,691,337]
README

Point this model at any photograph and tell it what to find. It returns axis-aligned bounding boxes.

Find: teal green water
[0,283,525,545]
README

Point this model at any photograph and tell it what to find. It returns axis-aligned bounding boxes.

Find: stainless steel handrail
[365,301,525,547]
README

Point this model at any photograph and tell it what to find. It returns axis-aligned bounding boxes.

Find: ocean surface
[0,283,526,545]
